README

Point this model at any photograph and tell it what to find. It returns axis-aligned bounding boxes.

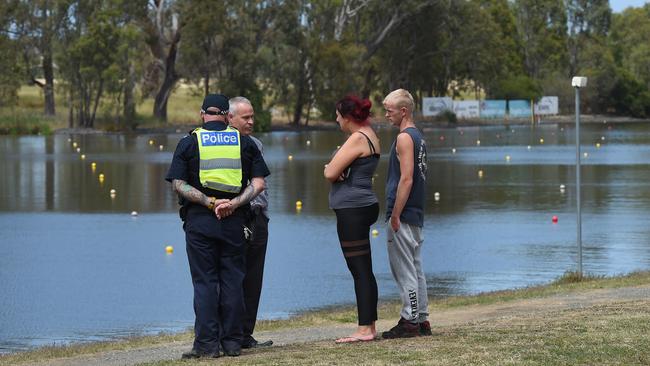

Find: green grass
[2,271,649,365]
[146,300,650,365]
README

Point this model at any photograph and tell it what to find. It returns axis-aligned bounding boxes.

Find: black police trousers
[184,207,246,354]
[242,211,269,340]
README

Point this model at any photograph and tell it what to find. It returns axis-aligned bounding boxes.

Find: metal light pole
[572,76,588,276]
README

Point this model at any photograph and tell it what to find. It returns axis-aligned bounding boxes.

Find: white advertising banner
[422,97,453,116]
[452,100,480,119]
[534,96,559,115]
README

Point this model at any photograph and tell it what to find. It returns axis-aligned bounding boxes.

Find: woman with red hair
[324,95,381,343]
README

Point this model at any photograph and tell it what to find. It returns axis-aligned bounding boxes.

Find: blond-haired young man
[381,89,431,338]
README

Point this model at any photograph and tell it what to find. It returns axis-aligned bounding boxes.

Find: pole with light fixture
[572,76,587,276]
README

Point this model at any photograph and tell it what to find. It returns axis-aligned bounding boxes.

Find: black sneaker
[381,318,420,339]
[242,336,274,349]
[223,348,241,357]
[181,349,220,359]
[419,320,432,336]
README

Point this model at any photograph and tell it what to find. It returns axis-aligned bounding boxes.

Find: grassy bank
[2,271,650,365]
[5,85,648,135]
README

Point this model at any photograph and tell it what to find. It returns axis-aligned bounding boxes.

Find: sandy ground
[16,284,650,366]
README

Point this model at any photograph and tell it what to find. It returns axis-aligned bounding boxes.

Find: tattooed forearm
[230,177,264,209]
[230,184,255,208]
[172,179,211,207]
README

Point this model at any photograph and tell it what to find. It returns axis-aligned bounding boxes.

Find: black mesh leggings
[334,203,379,325]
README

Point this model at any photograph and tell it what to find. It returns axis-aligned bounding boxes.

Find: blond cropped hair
[383,89,415,114]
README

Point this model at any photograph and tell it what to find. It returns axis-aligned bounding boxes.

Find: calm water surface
[1,122,650,352]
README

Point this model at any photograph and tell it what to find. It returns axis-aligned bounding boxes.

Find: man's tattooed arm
[172,179,211,208]
[229,177,265,209]
[214,177,265,219]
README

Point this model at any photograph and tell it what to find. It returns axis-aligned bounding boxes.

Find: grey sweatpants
[386,222,429,322]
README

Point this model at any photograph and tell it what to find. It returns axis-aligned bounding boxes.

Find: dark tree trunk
[124,62,136,128]
[89,79,104,128]
[292,83,305,126]
[361,66,374,99]
[204,70,210,96]
[68,91,74,128]
[42,51,56,116]
[153,31,181,121]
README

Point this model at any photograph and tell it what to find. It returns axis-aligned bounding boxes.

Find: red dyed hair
[336,95,372,125]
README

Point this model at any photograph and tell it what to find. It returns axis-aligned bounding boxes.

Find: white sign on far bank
[534,96,559,115]
[453,101,480,118]
[422,97,453,116]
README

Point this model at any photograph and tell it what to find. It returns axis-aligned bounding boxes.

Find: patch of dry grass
[2,271,649,365]
[0,333,193,366]
[148,300,650,366]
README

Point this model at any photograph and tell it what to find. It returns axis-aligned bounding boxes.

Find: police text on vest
[201,131,239,146]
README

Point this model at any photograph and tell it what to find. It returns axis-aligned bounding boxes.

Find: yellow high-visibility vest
[192,127,242,193]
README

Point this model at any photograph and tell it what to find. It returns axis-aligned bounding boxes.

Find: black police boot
[242,336,274,349]
[223,348,241,357]
[181,349,220,359]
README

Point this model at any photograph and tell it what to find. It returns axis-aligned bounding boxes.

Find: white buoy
[451,148,456,154]
[476,140,481,146]
[131,211,138,216]
[159,145,164,151]
[434,192,440,201]
[601,136,605,141]
[527,145,531,150]
[583,152,588,158]
[539,138,544,144]
[288,155,293,161]
[110,189,116,194]
[560,184,565,190]
[505,155,511,162]
[306,140,311,146]
[76,147,81,153]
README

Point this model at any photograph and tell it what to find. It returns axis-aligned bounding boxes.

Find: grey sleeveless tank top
[328,132,380,210]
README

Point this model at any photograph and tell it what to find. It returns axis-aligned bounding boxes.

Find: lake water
[1,122,650,353]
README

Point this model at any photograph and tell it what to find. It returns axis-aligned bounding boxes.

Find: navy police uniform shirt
[165,120,270,223]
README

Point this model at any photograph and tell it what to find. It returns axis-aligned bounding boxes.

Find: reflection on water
[1,122,650,352]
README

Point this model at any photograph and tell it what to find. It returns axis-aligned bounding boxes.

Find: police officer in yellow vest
[165,94,269,359]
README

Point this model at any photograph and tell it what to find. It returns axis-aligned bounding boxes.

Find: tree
[57,1,131,128]
[0,35,22,107]
[515,0,568,79]
[138,0,182,121]
[0,1,22,107]
[610,5,650,91]
[565,0,611,77]
[10,0,70,115]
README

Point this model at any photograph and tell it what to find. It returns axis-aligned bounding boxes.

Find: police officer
[228,96,273,349]
[165,94,270,359]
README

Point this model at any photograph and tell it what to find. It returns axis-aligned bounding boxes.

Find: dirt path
[18,285,650,366]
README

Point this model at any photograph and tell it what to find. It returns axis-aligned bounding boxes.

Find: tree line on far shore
[1,0,650,131]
